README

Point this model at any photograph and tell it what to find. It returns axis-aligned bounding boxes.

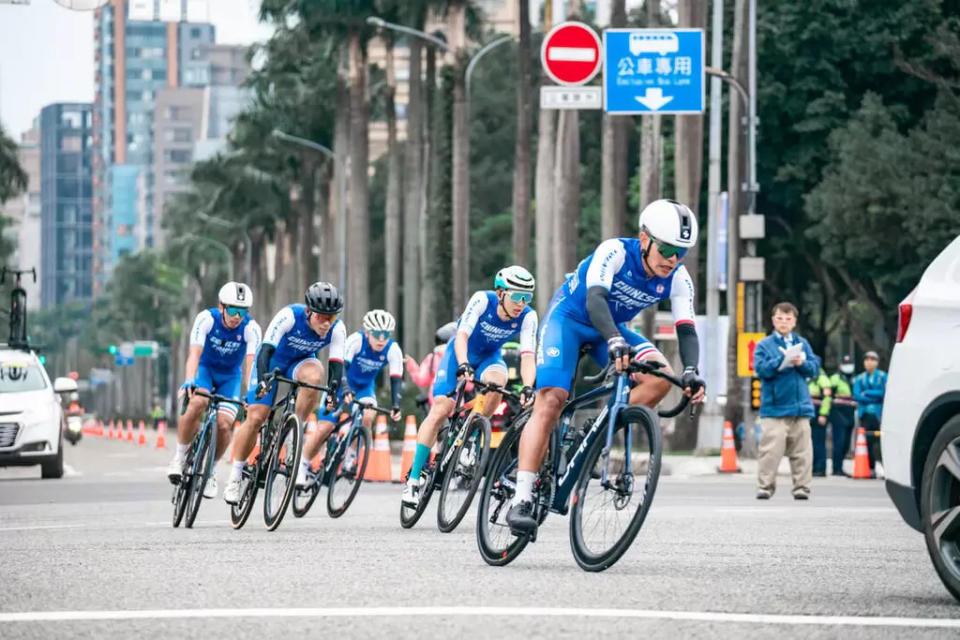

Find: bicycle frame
[320,400,366,478]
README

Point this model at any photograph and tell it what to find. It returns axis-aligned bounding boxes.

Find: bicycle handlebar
[583,351,694,418]
[190,388,245,408]
[262,370,330,394]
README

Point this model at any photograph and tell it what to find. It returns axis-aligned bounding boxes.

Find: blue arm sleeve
[390,377,403,408]
[753,339,782,380]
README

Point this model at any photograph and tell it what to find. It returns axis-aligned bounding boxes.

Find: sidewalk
[662,454,881,478]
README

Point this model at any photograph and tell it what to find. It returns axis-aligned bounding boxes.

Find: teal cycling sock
[408,444,431,481]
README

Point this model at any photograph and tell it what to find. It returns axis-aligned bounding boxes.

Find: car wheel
[41,433,64,479]
[920,414,960,602]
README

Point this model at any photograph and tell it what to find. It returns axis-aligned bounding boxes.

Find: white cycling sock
[229,460,244,482]
[513,470,536,506]
[175,443,188,458]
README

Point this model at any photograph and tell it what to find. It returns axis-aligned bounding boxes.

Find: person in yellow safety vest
[827,354,857,477]
[808,368,833,477]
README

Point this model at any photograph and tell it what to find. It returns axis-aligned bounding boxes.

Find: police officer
[808,367,833,477]
[828,355,857,476]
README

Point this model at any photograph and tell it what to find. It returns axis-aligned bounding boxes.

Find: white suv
[882,234,960,601]
[0,347,77,478]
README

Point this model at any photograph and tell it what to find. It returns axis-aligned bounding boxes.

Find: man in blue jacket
[753,302,822,500]
[854,350,887,478]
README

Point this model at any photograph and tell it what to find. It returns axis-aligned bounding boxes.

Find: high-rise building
[91,0,216,294]
[39,103,94,308]
[0,124,42,309]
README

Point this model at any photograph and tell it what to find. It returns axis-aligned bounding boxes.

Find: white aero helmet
[218,282,253,308]
[638,199,699,248]
[362,309,396,333]
[494,265,535,292]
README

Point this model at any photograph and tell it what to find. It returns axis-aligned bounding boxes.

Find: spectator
[827,355,857,476]
[753,302,821,500]
[807,367,833,477]
[854,350,887,478]
[404,322,457,407]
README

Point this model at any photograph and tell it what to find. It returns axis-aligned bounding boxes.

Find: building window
[61,110,83,128]
[191,48,203,60]
[152,68,166,81]
[165,106,187,120]
[60,136,82,151]
[163,149,191,163]
[191,27,201,38]
[163,127,193,143]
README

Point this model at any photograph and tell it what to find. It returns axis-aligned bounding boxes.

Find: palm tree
[601,0,628,240]
[534,1,556,314]
[0,124,27,205]
[449,0,471,311]
[512,0,533,264]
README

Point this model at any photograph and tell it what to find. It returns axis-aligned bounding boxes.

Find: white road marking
[0,607,958,628]
[0,523,87,532]
[547,46,596,62]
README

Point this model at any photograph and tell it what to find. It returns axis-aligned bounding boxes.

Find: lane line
[1,607,958,628]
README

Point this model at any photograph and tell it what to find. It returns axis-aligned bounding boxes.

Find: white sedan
[881,234,960,602]
[0,347,77,478]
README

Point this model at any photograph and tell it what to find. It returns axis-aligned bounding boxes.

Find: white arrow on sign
[634,87,673,111]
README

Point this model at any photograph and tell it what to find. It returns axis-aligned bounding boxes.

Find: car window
[0,358,48,393]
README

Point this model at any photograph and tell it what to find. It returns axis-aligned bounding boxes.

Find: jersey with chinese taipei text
[456,291,538,359]
[191,308,262,372]
[344,331,404,389]
[558,238,695,326]
[262,304,346,369]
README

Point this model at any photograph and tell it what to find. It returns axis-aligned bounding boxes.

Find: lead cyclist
[505,199,707,536]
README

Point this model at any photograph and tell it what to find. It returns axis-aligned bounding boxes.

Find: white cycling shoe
[296,462,312,488]
[202,476,218,499]
[166,455,184,484]
[401,480,421,508]
[223,478,242,505]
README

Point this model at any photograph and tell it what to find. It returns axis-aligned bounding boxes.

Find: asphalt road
[1,436,958,639]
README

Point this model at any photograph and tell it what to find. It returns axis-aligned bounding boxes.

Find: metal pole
[747,0,760,332]
[699,0,725,453]
[337,153,346,289]
[465,35,512,96]
[366,17,450,52]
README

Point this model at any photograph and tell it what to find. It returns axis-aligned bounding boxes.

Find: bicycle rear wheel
[437,414,492,533]
[171,446,194,528]
[229,463,259,530]
[292,466,322,518]
[263,413,303,531]
[327,425,370,518]
[185,419,216,528]
[569,405,662,572]
[400,426,448,529]
[476,410,534,566]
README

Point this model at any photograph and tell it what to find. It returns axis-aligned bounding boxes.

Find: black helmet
[435,321,457,346]
[305,282,344,314]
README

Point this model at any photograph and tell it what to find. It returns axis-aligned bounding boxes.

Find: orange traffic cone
[852,427,871,479]
[96,420,105,437]
[126,419,134,442]
[718,421,741,473]
[155,420,167,449]
[363,415,394,482]
[107,419,115,439]
[400,415,418,480]
[137,420,146,446]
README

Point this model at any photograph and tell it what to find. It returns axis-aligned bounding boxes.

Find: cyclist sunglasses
[507,291,533,304]
[654,240,688,260]
[313,312,339,323]
[224,306,248,317]
[368,330,391,340]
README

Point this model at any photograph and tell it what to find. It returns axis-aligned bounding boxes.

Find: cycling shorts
[244,357,322,407]
[536,290,659,392]
[194,364,243,419]
[431,346,507,398]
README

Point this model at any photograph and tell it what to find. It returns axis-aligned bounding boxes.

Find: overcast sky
[0,0,273,140]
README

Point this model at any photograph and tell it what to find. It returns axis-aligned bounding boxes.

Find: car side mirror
[53,377,78,394]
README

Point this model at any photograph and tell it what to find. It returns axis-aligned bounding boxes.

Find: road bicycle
[476,352,691,571]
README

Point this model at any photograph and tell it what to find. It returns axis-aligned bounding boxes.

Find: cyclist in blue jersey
[167,282,261,499]
[297,309,405,486]
[506,200,707,535]
[223,282,346,504]
[402,266,539,507]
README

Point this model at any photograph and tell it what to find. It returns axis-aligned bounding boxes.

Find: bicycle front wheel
[327,426,370,518]
[230,463,258,530]
[263,413,303,531]
[171,447,194,528]
[400,427,447,529]
[569,405,662,572]
[185,420,216,528]
[437,414,492,533]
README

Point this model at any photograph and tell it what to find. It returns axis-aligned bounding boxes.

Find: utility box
[739,214,766,239]
[739,257,765,282]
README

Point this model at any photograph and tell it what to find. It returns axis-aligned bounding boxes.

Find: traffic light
[38,355,47,366]
[108,344,117,355]
[751,378,762,410]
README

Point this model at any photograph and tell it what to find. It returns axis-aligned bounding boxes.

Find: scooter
[65,414,83,445]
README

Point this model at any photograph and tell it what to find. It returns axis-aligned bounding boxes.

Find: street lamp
[196,211,252,284]
[271,129,346,290]
[465,35,512,96]
[365,16,450,52]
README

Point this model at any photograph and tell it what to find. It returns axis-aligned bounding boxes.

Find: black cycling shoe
[505,500,537,536]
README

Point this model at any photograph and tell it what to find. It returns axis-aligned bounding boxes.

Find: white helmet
[494,265,535,292]
[638,199,698,248]
[218,282,253,308]
[362,309,396,333]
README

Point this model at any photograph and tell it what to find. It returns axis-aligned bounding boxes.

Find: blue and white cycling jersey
[432,291,538,397]
[343,330,403,397]
[556,238,695,325]
[190,308,261,373]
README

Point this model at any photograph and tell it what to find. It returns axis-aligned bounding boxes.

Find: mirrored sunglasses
[369,330,391,340]
[314,313,339,323]
[508,291,533,304]
[225,306,248,317]
[655,240,688,260]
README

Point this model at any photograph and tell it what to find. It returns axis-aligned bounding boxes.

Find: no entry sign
[540,21,602,86]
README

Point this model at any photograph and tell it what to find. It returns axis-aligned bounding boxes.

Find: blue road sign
[603,29,705,115]
[114,355,134,367]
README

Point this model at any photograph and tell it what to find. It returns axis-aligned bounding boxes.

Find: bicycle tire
[569,405,662,572]
[185,418,216,528]
[327,425,370,518]
[171,448,192,528]
[292,467,322,518]
[400,426,448,529]
[263,413,303,531]
[229,463,258,530]
[437,414,492,533]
